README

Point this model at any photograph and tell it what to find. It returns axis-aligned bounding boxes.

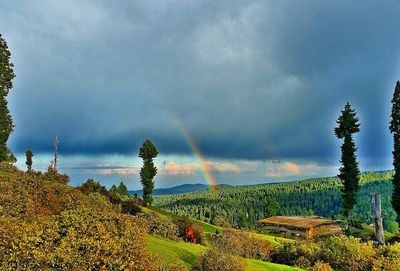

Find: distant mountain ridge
[129,183,211,196]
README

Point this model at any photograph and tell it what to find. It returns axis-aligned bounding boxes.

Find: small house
[257,216,341,239]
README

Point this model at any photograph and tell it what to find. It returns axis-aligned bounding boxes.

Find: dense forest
[154,171,397,230]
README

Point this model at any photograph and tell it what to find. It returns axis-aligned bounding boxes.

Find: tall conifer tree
[390,81,400,224]
[335,102,361,232]
[25,149,33,171]
[139,139,158,205]
[0,34,16,162]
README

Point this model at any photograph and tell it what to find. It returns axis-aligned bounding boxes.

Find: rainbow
[170,112,219,194]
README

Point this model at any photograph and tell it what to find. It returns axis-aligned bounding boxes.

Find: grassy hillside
[0,167,301,271]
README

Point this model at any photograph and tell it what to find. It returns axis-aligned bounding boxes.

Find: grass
[144,206,293,247]
[245,259,303,271]
[148,235,206,270]
[145,206,302,270]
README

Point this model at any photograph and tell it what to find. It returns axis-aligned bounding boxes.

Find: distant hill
[130,183,210,196]
[154,171,397,230]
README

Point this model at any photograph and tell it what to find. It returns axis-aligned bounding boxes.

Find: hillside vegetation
[154,171,396,229]
[0,165,302,271]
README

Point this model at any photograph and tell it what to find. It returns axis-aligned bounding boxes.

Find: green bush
[373,243,400,271]
[319,235,376,271]
[140,212,179,240]
[121,197,142,215]
[310,262,333,271]
[45,166,70,184]
[199,248,245,271]
[0,209,155,270]
[271,241,317,266]
[214,228,272,261]
[0,161,20,173]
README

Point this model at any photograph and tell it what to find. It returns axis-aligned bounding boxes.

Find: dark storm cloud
[1,0,400,165]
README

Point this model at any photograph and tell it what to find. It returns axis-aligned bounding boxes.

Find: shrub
[174,217,204,244]
[0,209,155,270]
[310,262,333,271]
[213,228,272,261]
[199,248,245,271]
[0,161,20,173]
[319,235,376,271]
[373,243,400,271]
[271,241,318,266]
[296,256,312,269]
[45,166,70,184]
[121,197,142,215]
[212,216,231,227]
[140,212,179,240]
[78,178,110,196]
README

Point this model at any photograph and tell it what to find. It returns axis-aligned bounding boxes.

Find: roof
[257,216,337,229]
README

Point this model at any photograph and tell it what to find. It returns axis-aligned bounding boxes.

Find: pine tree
[25,149,33,172]
[117,181,129,197]
[334,102,361,232]
[109,184,118,194]
[139,139,158,205]
[0,34,16,163]
[390,81,400,224]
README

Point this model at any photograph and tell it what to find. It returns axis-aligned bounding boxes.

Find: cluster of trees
[155,172,397,230]
[334,83,400,234]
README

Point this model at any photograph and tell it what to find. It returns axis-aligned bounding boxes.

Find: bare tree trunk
[347,210,353,233]
[371,193,385,244]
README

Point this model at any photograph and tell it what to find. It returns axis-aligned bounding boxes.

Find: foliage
[45,165,70,184]
[309,262,333,271]
[212,216,231,227]
[271,241,318,266]
[174,217,204,244]
[121,196,142,215]
[155,171,395,230]
[139,212,179,240]
[0,161,20,173]
[373,242,400,271]
[109,181,130,199]
[265,197,279,217]
[0,209,154,270]
[390,81,400,224]
[0,170,161,270]
[0,34,15,163]
[25,149,33,171]
[199,247,245,271]
[319,235,376,271]
[213,228,272,261]
[139,139,158,205]
[335,102,361,230]
[78,178,109,196]
[387,220,399,234]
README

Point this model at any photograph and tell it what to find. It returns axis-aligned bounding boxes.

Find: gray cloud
[1,0,399,167]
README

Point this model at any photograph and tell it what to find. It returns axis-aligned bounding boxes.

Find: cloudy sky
[1,1,400,189]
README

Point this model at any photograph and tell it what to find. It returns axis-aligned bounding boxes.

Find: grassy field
[145,206,301,270]
[148,235,206,269]
[148,235,302,271]
[246,259,303,271]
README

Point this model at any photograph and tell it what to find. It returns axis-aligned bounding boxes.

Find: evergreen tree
[117,181,129,197]
[390,81,400,224]
[109,184,118,194]
[139,139,158,205]
[264,197,279,218]
[0,34,16,162]
[334,102,361,232]
[25,149,33,172]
